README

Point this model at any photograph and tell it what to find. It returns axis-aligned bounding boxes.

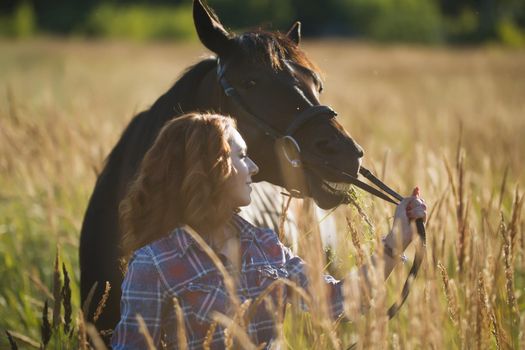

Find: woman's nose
[249,158,259,176]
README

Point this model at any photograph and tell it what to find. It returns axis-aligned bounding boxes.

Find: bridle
[217,59,400,205]
[216,57,427,323]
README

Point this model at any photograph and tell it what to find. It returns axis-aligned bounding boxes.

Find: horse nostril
[315,140,339,155]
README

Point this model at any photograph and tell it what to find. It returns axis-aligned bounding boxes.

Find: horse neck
[149,58,221,123]
[109,58,222,200]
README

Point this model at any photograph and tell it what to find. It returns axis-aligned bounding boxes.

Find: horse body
[80,0,364,333]
[80,58,222,330]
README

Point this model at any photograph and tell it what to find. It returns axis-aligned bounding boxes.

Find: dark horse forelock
[235,31,321,74]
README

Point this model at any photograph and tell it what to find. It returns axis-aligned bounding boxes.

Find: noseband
[216,57,427,326]
[218,59,337,139]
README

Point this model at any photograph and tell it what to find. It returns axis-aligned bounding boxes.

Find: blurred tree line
[1,0,524,46]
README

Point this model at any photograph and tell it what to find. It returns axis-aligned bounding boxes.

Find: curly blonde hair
[119,113,237,258]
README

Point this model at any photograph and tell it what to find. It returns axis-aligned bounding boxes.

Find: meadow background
[1,0,525,346]
[1,37,524,349]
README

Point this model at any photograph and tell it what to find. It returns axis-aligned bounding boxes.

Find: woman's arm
[351,187,427,312]
[111,248,167,350]
[281,188,427,318]
[280,242,346,318]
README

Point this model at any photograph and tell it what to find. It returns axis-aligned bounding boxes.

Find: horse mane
[103,57,218,175]
[236,30,322,77]
[149,57,219,119]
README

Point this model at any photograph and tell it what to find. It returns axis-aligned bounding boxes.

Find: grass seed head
[61,262,72,335]
[93,281,111,323]
[41,300,51,348]
[52,250,62,329]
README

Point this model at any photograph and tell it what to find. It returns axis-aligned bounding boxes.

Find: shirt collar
[170,215,260,256]
[170,227,195,255]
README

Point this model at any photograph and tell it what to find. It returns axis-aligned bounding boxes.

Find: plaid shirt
[111,215,344,349]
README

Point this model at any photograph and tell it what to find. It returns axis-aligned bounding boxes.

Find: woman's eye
[243,79,257,89]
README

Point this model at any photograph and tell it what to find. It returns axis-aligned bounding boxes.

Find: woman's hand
[385,187,427,253]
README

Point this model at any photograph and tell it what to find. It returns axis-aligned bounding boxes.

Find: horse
[80,0,364,333]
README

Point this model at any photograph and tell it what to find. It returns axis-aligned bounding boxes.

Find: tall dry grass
[0,39,523,349]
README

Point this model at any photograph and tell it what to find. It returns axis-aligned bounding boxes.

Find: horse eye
[243,79,257,89]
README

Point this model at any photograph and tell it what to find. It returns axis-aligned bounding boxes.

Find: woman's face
[225,128,259,208]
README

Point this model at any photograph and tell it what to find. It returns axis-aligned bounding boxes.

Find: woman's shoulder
[135,227,193,258]
[256,227,281,245]
[129,227,205,291]
[234,214,278,240]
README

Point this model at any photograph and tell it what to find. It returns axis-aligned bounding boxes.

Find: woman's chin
[236,195,253,208]
[242,198,252,207]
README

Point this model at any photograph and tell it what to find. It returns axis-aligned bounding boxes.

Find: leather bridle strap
[298,150,399,205]
[217,58,337,140]
[285,105,336,136]
[218,70,281,139]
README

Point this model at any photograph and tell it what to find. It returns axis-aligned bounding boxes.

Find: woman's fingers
[395,188,428,222]
[405,198,425,210]
[407,207,426,221]
[405,186,427,221]
[406,197,427,221]
[391,188,428,246]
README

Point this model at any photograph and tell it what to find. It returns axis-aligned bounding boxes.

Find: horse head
[193,0,364,209]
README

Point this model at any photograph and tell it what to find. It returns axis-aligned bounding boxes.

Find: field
[0,39,524,349]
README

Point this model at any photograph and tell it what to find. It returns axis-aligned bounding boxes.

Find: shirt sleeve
[111,248,167,349]
[279,239,345,319]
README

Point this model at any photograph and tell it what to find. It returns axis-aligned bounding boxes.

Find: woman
[112,113,426,349]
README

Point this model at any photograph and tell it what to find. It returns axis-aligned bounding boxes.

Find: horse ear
[193,0,232,56]
[286,21,301,45]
